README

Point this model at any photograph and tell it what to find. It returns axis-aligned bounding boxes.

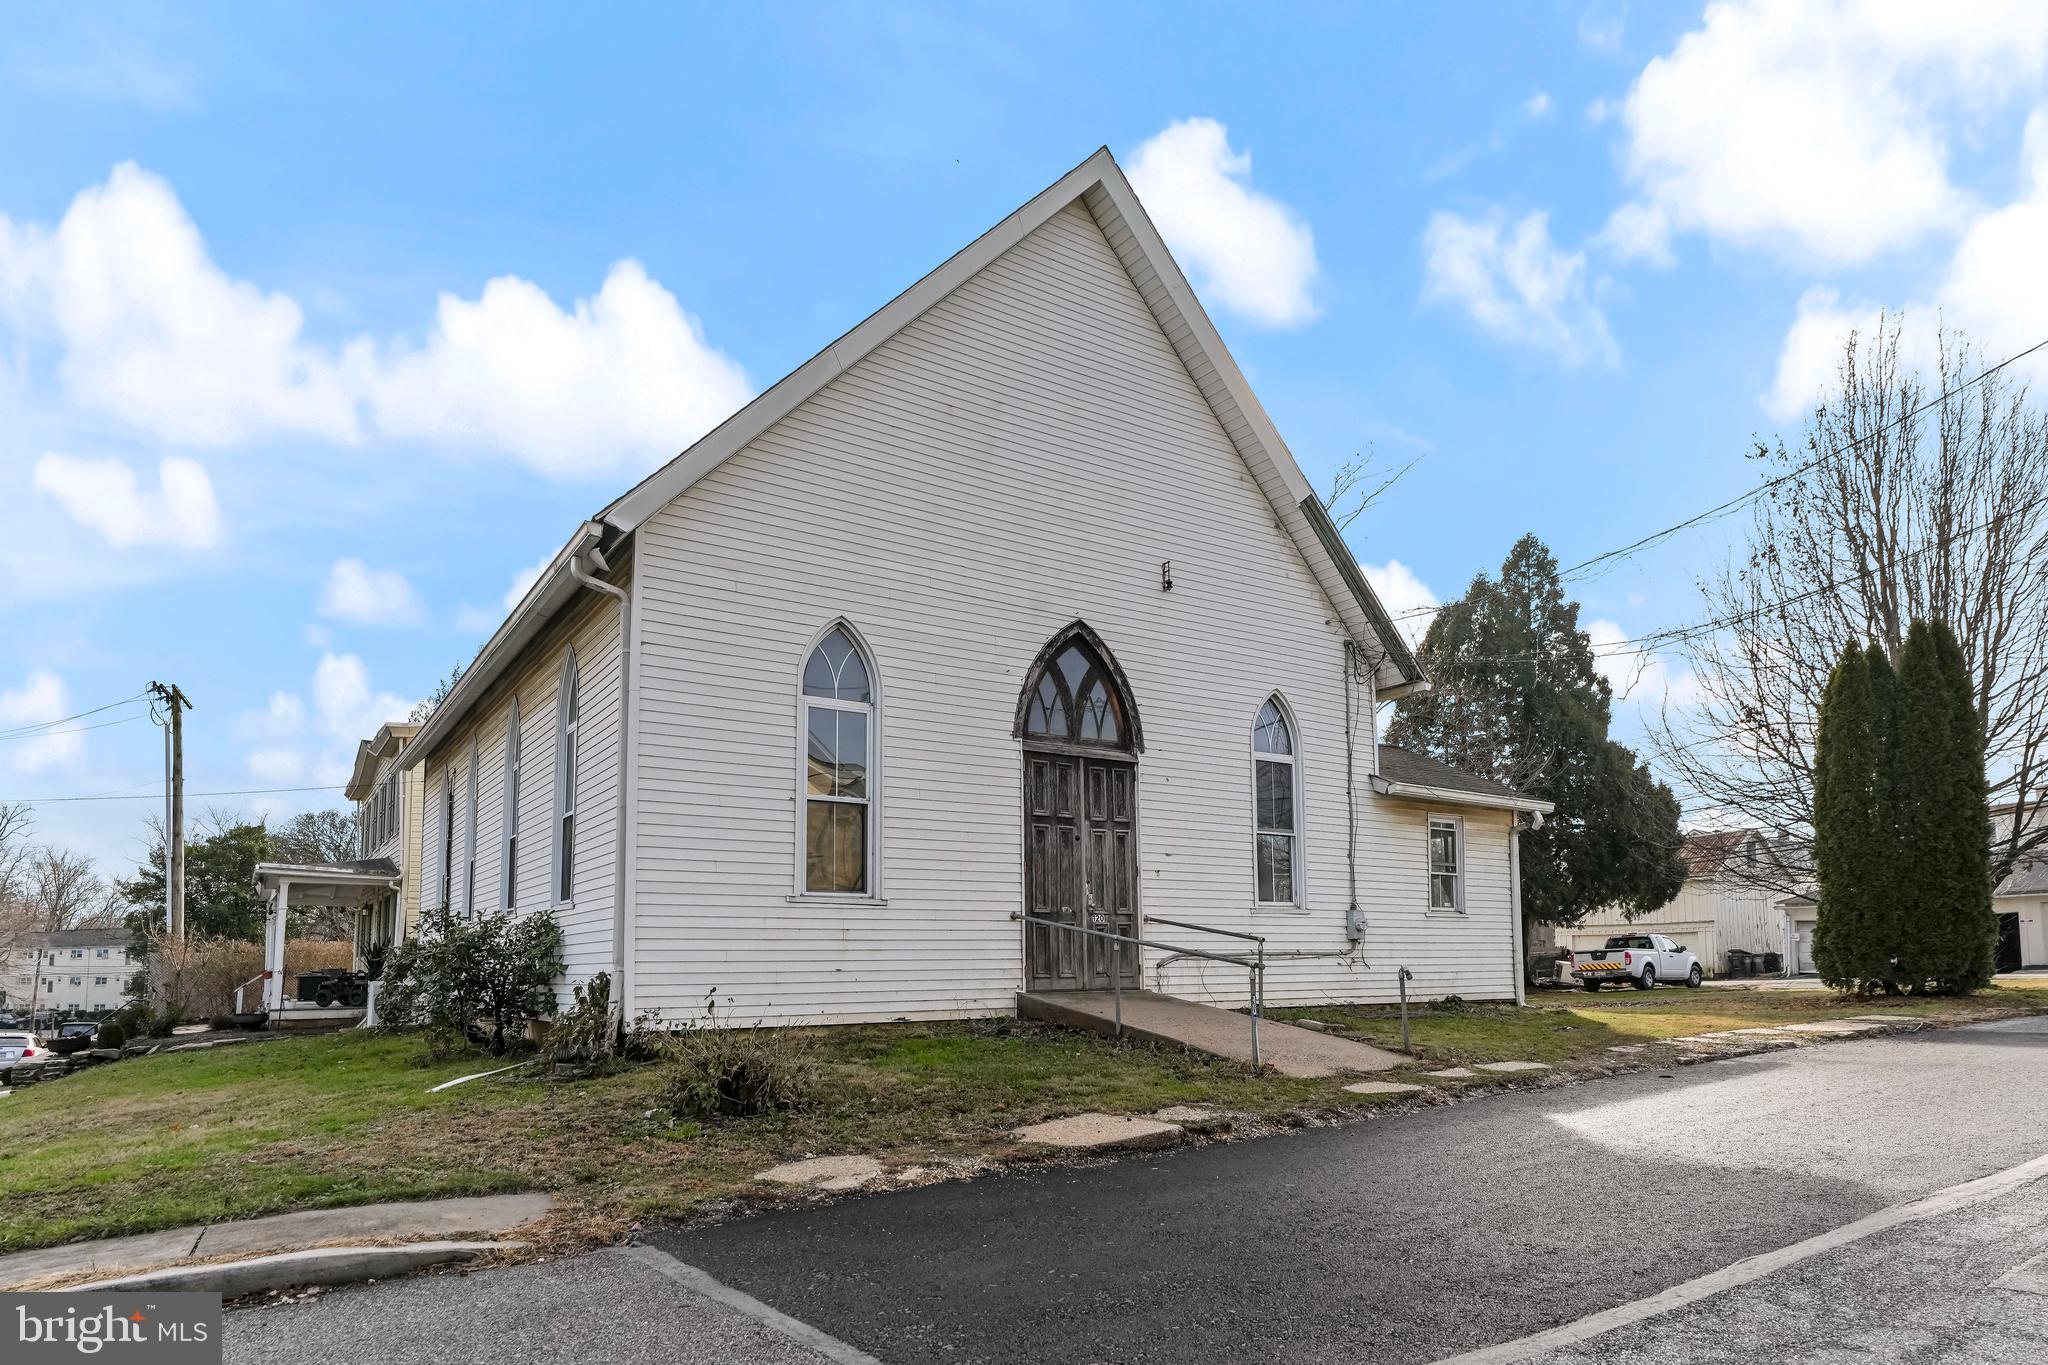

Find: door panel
[1024,754,1138,991]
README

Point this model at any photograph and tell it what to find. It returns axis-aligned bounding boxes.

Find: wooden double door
[1023,750,1139,991]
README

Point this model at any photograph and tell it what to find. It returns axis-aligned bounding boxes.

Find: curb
[70,1240,525,1296]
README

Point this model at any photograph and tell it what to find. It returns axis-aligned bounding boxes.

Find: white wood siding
[418,568,628,1000]
[628,200,1516,1025]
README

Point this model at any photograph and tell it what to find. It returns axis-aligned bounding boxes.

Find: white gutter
[401,523,604,770]
[1370,775,1555,817]
[568,533,632,1014]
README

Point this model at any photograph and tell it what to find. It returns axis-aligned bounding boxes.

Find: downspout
[1509,816,1526,1005]
[569,532,631,1014]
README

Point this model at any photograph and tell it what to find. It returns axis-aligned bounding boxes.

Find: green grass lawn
[1273,980,2048,1068]
[4,981,2041,1256]
[0,1022,1339,1255]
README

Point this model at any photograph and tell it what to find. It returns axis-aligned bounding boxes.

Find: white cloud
[1362,559,1438,652]
[318,558,427,628]
[311,652,413,744]
[1588,618,1702,707]
[0,163,358,446]
[1592,201,1674,267]
[1421,209,1617,366]
[300,623,334,650]
[1127,118,1321,328]
[1764,112,2048,422]
[1524,91,1555,120]
[237,691,306,743]
[362,260,753,477]
[0,670,83,772]
[0,164,753,478]
[31,453,221,549]
[246,748,306,783]
[502,556,548,610]
[1609,0,2048,266]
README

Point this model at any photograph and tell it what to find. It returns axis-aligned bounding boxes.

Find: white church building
[398,148,1550,1026]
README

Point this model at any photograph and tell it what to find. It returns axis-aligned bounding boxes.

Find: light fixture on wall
[1160,560,1174,592]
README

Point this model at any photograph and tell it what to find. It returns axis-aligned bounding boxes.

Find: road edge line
[622,1242,888,1365]
[1431,1150,2048,1364]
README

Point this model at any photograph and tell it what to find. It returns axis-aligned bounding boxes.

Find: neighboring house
[1992,857,2048,972]
[1568,829,1806,977]
[343,721,425,970]
[249,721,421,1015]
[400,148,1551,1027]
[0,929,143,1018]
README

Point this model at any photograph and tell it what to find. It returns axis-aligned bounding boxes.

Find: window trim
[501,697,521,911]
[551,651,579,908]
[793,618,881,900]
[1251,694,1305,911]
[1427,812,1465,914]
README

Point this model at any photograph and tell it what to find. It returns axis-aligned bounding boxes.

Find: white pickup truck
[1571,933,1703,991]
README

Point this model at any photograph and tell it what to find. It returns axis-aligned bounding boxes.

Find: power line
[1375,332,2048,631]
[0,713,150,744]
[0,692,148,741]
[1559,333,2048,582]
[0,783,346,806]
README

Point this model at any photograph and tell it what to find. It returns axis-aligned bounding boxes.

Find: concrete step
[1019,989,1405,1078]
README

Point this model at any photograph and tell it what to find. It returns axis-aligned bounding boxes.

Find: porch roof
[253,858,400,909]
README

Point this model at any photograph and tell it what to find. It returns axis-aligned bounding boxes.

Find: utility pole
[149,683,191,941]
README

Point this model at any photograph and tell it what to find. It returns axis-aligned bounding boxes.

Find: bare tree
[1322,447,1423,533]
[25,846,122,931]
[1659,319,2048,888]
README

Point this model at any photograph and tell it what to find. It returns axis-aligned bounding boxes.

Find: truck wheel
[1686,965,1704,988]
[1580,979,1602,992]
[1634,964,1657,990]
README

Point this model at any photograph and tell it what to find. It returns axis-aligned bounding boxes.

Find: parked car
[1571,934,1703,990]
[0,1030,43,1080]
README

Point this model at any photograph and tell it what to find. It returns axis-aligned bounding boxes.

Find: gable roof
[345,721,419,801]
[409,148,1424,766]
[600,147,1421,688]
[1997,856,2048,898]
[1373,745,1552,815]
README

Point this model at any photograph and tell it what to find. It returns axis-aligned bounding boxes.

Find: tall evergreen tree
[1811,645,1893,990]
[1893,620,1995,993]
[1388,534,1686,930]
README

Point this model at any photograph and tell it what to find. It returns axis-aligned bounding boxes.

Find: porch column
[262,879,290,1013]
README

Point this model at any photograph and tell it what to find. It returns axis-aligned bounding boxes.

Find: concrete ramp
[1019,989,1405,1078]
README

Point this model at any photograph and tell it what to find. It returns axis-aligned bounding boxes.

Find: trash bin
[1724,949,1753,978]
[1760,951,1783,975]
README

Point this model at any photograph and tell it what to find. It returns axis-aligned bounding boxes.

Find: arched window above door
[1014,623,1141,752]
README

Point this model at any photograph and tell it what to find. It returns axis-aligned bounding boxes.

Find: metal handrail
[1021,914,1266,1069]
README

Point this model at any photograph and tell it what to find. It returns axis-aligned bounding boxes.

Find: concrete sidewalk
[1018,989,1404,1076]
[0,1192,553,1289]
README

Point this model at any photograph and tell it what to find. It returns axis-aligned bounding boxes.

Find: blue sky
[7,1,2048,872]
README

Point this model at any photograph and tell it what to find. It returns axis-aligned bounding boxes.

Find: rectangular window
[557,716,573,908]
[1254,760,1296,904]
[1428,816,1463,911]
[503,704,520,910]
[441,778,456,910]
[464,741,479,918]
[94,977,107,986]
[803,703,870,893]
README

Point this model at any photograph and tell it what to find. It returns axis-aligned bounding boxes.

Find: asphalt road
[223,1018,2048,1364]
[649,1017,2048,1365]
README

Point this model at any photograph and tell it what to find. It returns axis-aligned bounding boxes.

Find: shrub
[544,971,618,1073]
[379,904,564,1055]
[94,1021,127,1049]
[660,996,816,1119]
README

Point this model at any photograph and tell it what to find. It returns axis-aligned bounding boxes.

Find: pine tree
[1387,534,1686,931]
[1893,621,1994,993]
